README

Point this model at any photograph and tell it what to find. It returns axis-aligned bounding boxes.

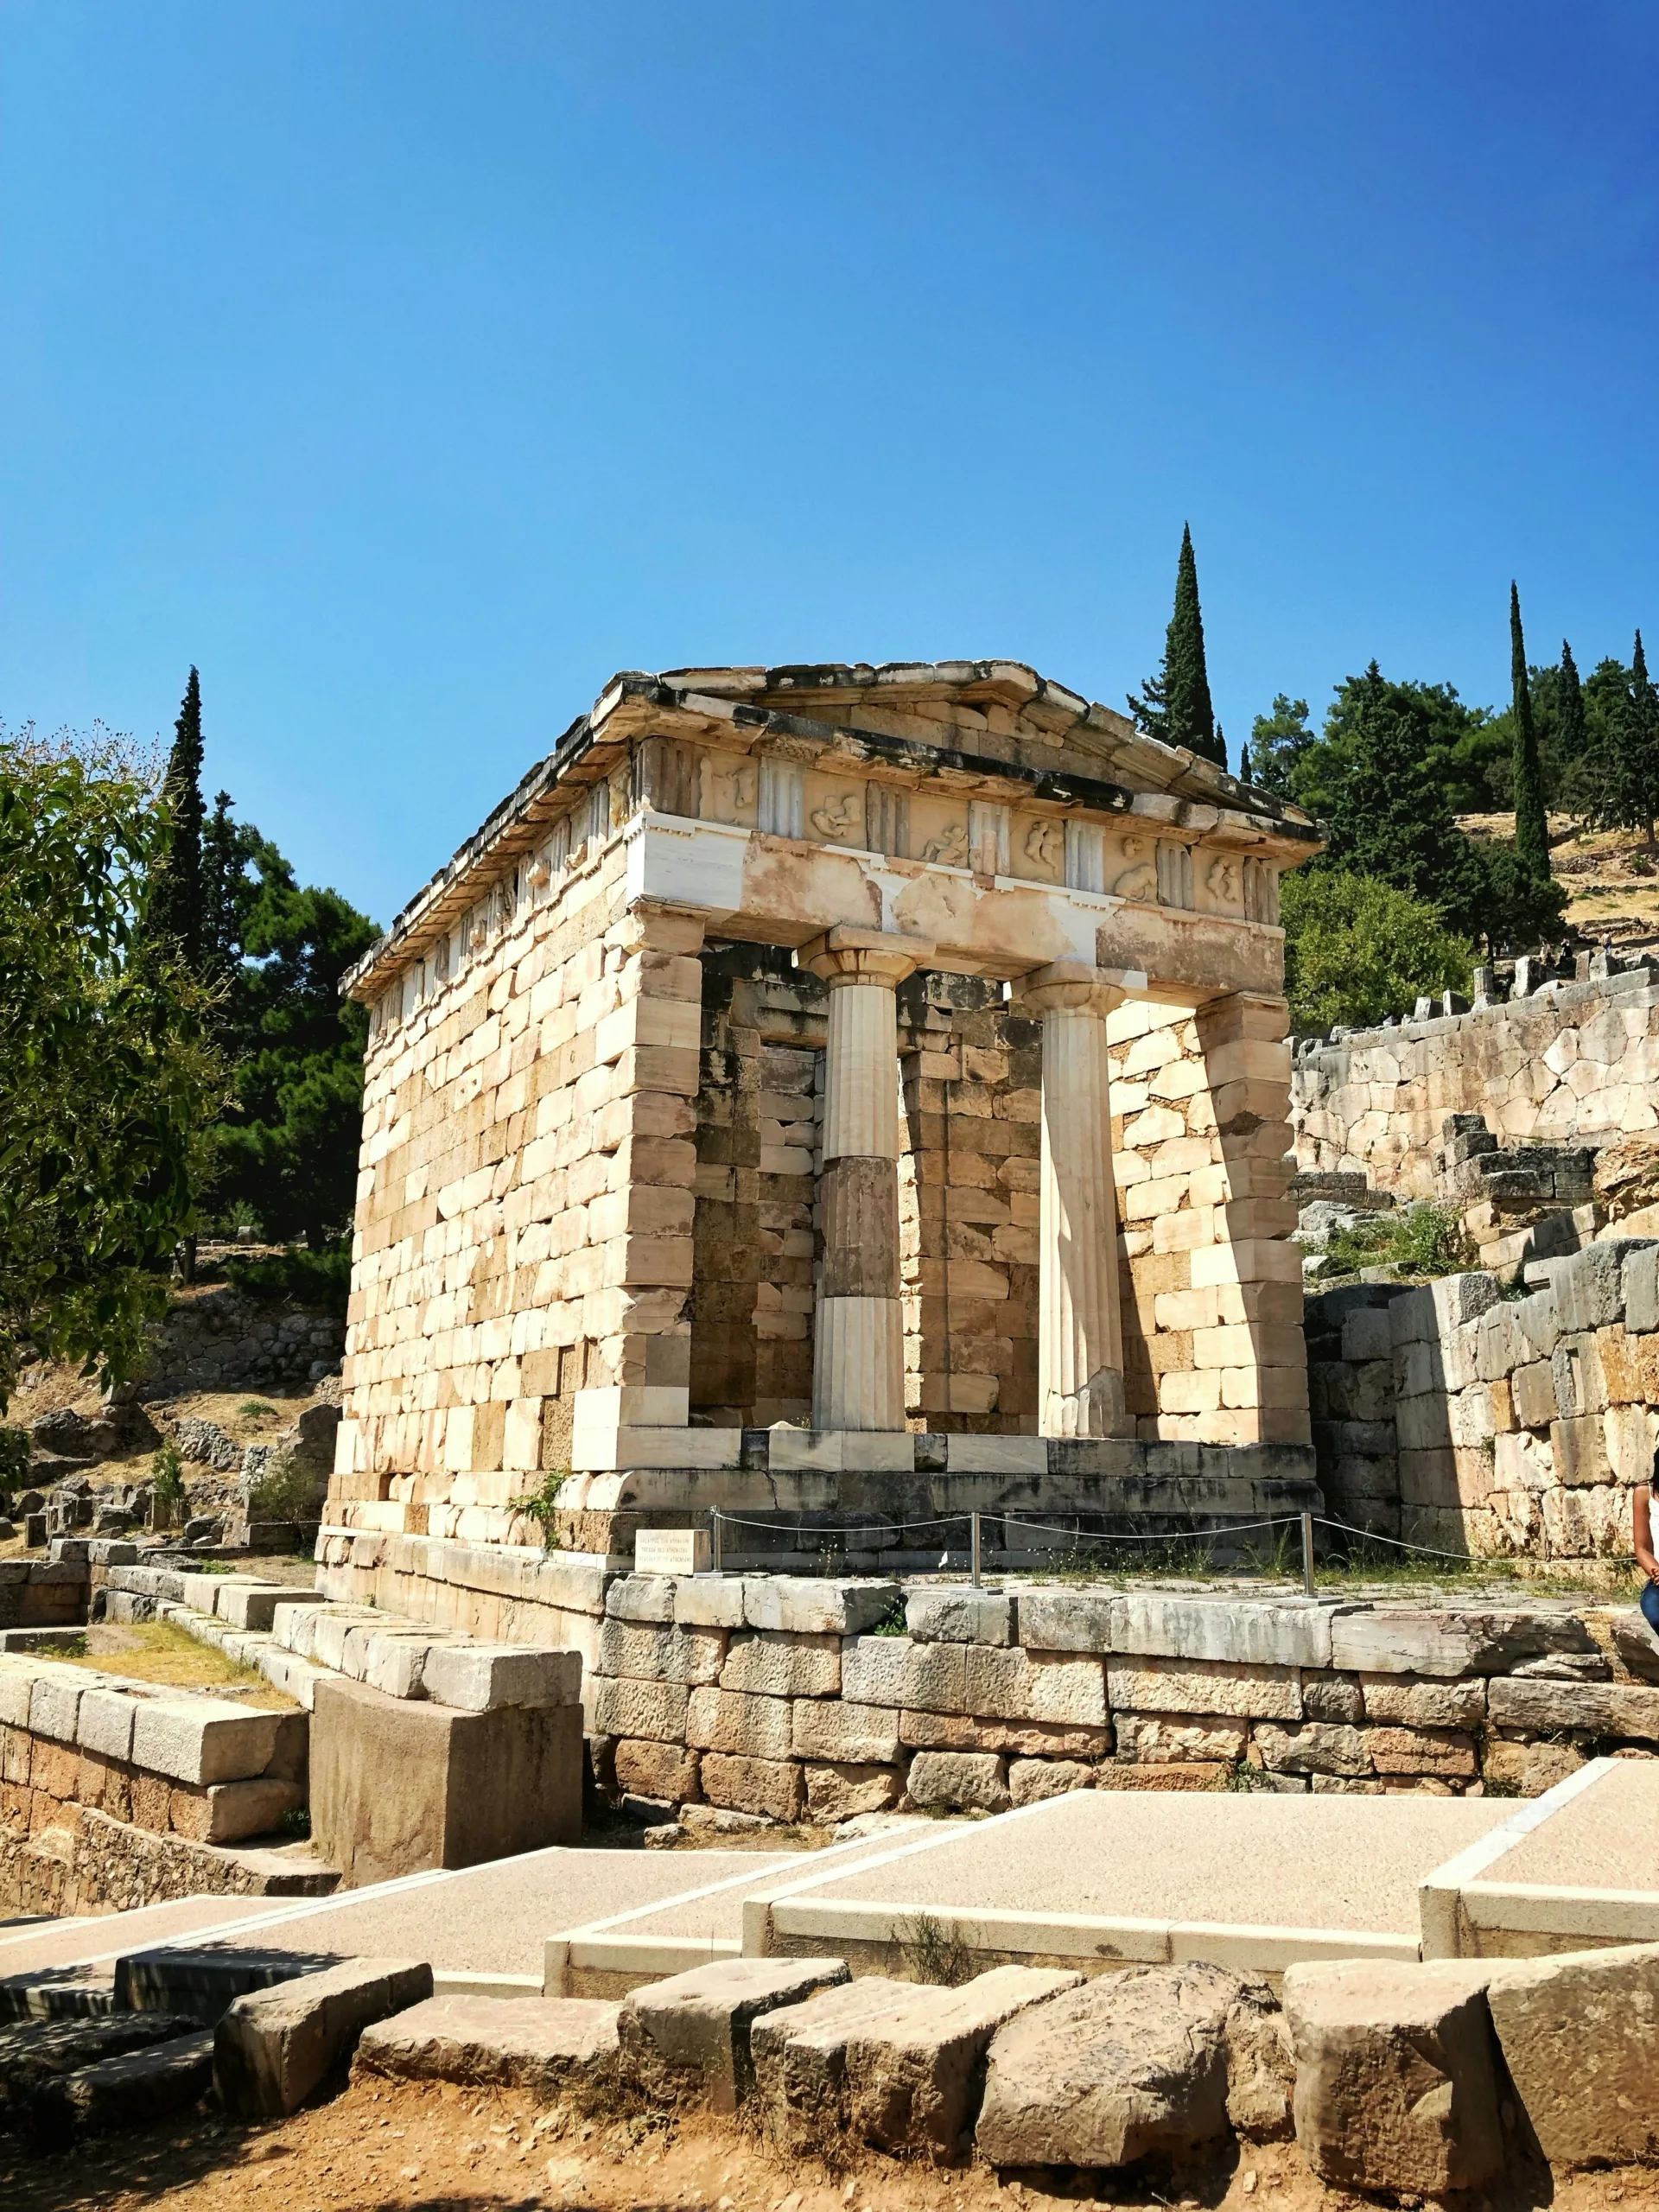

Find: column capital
[1014,960,1125,1020]
[801,925,933,989]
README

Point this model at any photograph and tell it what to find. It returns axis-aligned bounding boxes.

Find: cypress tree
[145,668,207,966]
[1635,632,1659,852]
[1598,633,1659,852]
[1510,585,1548,878]
[1130,524,1225,767]
[1557,639,1586,786]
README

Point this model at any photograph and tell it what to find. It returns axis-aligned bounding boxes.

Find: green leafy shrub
[1311,1202,1478,1284]
[245,1454,323,1523]
[226,1240,351,1314]
[1282,868,1473,1034]
[511,1470,569,1550]
[150,1437,187,1529]
[0,1426,28,1501]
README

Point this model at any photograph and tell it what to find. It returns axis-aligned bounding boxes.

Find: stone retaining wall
[1309,1243,1659,1556]
[0,1651,310,1914]
[308,1532,1659,1815]
[1291,967,1659,1198]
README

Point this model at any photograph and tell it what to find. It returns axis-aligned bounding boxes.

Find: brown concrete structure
[330,660,1323,1570]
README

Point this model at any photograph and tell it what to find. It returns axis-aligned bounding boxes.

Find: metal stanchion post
[1300,1510,1315,1599]
[712,1510,723,1577]
[970,1511,982,1588]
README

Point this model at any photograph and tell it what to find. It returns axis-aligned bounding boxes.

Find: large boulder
[1486,1942,1659,2167]
[974,1963,1245,2169]
[616,1956,849,2113]
[1282,1958,1503,2194]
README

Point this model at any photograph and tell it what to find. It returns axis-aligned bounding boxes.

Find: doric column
[802,926,932,1432]
[1015,961,1129,1440]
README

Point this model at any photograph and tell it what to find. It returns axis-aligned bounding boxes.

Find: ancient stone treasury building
[331,661,1322,1567]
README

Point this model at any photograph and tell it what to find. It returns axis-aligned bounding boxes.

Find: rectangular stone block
[1115,1711,1248,1764]
[354,1994,621,2094]
[1014,1587,1116,1653]
[901,1639,969,1715]
[421,1643,582,1712]
[804,1761,902,1822]
[620,1955,849,2113]
[905,1588,1014,1645]
[1103,1655,1300,1721]
[742,1579,900,1636]
[216,1956,435,2116]
[27,1669,86,1744]
[1109,1593,1332,1669]
[589,1675,690,1744]
[720,1630,840,1698]
[1358,1676,1485,1730]
[310,1677,582,1886]
[597,1617,725,1686]
[686,1686,795,1761]
[1487,1677,1659,1739]
[1487,1942,1659,2166]
[699,1751,804,1823]
[169,1776,306,1843]
[76,1685,137,1762]
[130,1699,283,1786]
[613,1737,701,1803]
[791,1698,901,1766]
[964,1648,1107,1728]
[839,1635,911,1707]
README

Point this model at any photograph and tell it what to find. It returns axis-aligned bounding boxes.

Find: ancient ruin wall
[1308,1242,1659,1559]
[1292,972,1659,1198]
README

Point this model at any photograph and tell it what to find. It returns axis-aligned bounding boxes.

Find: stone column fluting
[1016,961,1130,1439]
[803,926,933,1432]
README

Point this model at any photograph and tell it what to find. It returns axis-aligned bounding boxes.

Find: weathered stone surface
[420,1643,581,1712]
[214,1956,433,2116]
[355,1995,620,2094]
[673,1576,747,1629]
[964,1648,1107,1727]
[0,2012,206,2133]
[1014,1586,1116,1654]
[596,1617,725,1686]
[752,1977,916,2149]
[1116,1712,1248,1765]
[1105,1656,1301,1721]
[1111,1595,1332,1669]
[1611,1611,1659,1687]
[1358,1675,1486,1730]
[686,1687,793,1761]
[900,1639,969,1715]
[1009,1758,1092,1806]
[590,1675,690,1745]
[804,1761,901,1822]
[1487,1675,1659,1739]
[1253,1721,1371,1777]
[976,1964,1243,2168]
[905,1588,1014,1646]
[839,1634,911,1707]
[1301,1670,1364,1724]
[130,1700,282,1786]
[1330,1608,1595,1678]
[168,1776,304,1845]
[792,1697,901,1767]
[613,1737,701,1803]
[605,1574,677,1624]
[1486,1942,1659,2166]
[906,1749,1009,1812]
[1282,1959,1503,2194]
[720,1630,840,1698]
[60,2026,217,2132]
[1366,1726,1478,1779]
[1225,1980,1295,2141]
[699,1751,803,1822]
[619,1955,849,2113]
[743,1579,899,1636]
[1482,1738,1584,1796]
[843,1967,1084,2156]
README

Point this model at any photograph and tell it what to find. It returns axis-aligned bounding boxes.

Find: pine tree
[1556,639,1586,796]
[144,669,207,966]
[1596,632,1659,851]
[1320,661,1484,931]
[1130,524,1225,767]
[1510,585,1549,878]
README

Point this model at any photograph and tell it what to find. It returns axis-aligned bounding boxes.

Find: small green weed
[1310,1202,1478,1285]
[897,1910,976,1986]
[150,1440,187,1529]
[512,1469,569,1549]
[276,1807,312,1840]
[869,1599,910,1637]
[238,1401,279,1422]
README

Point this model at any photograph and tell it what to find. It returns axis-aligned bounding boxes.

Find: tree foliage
[1510,585,1549,879]
[1281,868,1473,1035]
[0,739,222,1406]
[203,811,378,1249]
[1130,524,1225,767]
[1242,695,1313,796]
[1592,633,1659,848]
[142,670,206,966]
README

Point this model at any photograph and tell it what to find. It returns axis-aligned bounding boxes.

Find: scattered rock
[1487,1942,1659,2167]
[618,1955,849,2113]
[1282,1958,1503,2194]
[214,1956,433,2117]
[975,1963,1244,2169]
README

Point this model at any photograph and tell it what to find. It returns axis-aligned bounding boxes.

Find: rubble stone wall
[1309,1244,1659,1558]
[1292,971,1659,1199]
[314,1531,1649,1816]
[140,1286,344,1400]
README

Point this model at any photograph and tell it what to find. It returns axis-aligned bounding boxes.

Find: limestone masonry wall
[1293,969,1659,1199]
[1308,1243,1659,1558]
[313,1530,1658,1817]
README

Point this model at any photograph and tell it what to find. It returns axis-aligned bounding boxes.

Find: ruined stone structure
[330,662,1321,1565]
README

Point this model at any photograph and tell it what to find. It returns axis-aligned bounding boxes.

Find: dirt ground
[3,2072,1656,2212]
[1462,811,1659,946]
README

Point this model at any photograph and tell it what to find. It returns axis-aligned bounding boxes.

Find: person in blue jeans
[1637,1447,1659,1634]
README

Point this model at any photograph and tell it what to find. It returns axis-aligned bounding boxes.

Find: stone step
[353,1993,621,2096]
[213,1955,433,2116]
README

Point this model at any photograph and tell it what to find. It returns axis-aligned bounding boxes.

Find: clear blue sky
[4,3,1656,928]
